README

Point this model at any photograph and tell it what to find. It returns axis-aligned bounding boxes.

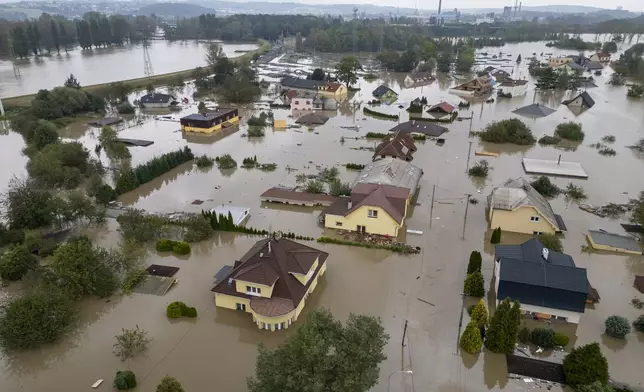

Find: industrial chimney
[438,0,442,15]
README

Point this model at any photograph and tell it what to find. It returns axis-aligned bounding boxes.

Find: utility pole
[462,194,471,240]
[469,111,473,132]
[429,184,436,228]
[464,141,473,174]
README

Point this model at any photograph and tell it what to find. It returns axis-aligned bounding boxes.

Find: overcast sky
[288,0,643,12]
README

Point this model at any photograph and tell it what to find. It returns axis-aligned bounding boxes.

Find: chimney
[348,200,353,209]
[227,277,233,287]
[542,248,549,261]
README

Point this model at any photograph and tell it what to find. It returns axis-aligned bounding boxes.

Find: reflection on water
[1,36,644,391]
[0,41,259,97]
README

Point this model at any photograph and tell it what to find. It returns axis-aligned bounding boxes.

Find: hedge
[156,239,175,252]
[317,236,419,254]
[156,239,191,255]
[531,328,555,348]
[116,147,194,194]
[363,107,399,120]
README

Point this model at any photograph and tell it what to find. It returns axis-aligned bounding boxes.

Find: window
[275,323,279,330]
[335,221,343,227]
[294,100,299,105]
[246,286,261,295]
[306,100,311,105]
[368,209,378,218]
[261,322,266,329]
[533,231,543,235]
[530,216,540,222]
[236,303,246,311]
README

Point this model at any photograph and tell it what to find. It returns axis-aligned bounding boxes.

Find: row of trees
[613,43,644,81]
[115,147,195,194]
[4,12,157,58]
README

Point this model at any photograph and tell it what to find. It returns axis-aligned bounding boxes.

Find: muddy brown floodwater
[1,36,644,392]
[0,40,259,97]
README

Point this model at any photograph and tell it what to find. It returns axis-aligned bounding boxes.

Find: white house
[494,238,589,324]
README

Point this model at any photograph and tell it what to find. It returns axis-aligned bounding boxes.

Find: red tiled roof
[211,238,329,317]
[428,101,455,114]
[326,83,343,92]
[286,90,298,99]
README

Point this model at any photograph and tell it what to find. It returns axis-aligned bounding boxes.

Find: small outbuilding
[586,230,643,255]
[512,103,556,118]
[372,85,399,103]
[295,113,329,125]
[139,93,175,108]
[426,101,456,115]
[562,91,595,111]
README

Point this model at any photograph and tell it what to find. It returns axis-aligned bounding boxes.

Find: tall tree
[484,298,521,354]
[205,43,225,68]
[58,22,68,52]
[295,32,303,52]
[335,56,362,88]
[50,20,60,54]
[247,309,389,392]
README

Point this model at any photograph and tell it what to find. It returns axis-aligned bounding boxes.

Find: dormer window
[246,286,261,296]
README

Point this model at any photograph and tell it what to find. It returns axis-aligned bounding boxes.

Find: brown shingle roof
[325,183,409,224]
[427,101,456,114]
[211,238,329,317]
[373,131,417,161]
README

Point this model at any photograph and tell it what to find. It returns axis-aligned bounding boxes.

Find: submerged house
[280,77,347,101]
[494,238,589,324]
[497,79,528,97]
[427,101,456,116]
[179,108,240,134]
[449,75,493,97]
[372,131,417,162]
[389,120,448,137]
[548,56,573,68]
[562,91,595,111]
[139,93,175,108]
[586,230,643,255]
[323,183,411,237]
[589,52,611,63]
[403,72,435,88]
[372,85,399,103]
[211,237,328,331]
[488,177,567,235]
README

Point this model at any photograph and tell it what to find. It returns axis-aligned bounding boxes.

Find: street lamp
[387,370,413,392]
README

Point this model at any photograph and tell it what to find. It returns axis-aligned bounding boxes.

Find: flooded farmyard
[1,36,644,392]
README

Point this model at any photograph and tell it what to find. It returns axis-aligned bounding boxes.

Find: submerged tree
[64,73,81,89]
[563,342,609,385]
[335,56,362,88]
[113,325,151,361]
[247,309,389,392]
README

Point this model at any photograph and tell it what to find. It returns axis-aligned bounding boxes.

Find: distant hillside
[137,3,217,18]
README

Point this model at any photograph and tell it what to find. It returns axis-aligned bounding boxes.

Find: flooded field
[1,37,644,392]
[0,40,259,97]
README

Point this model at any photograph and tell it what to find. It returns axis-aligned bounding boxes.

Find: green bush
[195,155,215,168]
[470,299,488,326]
[156,239,176,252]
[518,326,531,344]
[157,376,185,392]
[554,122,585,141]
[182,306,198,318]
[167,301,185,319]
[0,245,38,281]
[215,154,237,169]
[459,321,483,354]
[463,271,485,297]
[172,241,191,255]
[554,332,570,346]
[531,328,555,348]
[478,118,535,145]
[563,343,609,385]
[531,176,561,198]
[114,370,137,390]
[490,227,502,244]
[0,289,76,349]
[467,251,482,274]
[116,101,135,114]
[468,161,489,178]
[633,315,644,332]
[94,183,117,205]
[538,135,561,145]
[605,315,630,339]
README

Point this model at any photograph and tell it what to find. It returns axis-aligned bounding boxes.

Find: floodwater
[1,37,644,392]
[0,40,259,97]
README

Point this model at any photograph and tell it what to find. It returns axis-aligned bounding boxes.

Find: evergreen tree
[470,299,488,326]
[490,227,502,244]
[563,343,609,385]
[467,250,482,274]
[485,299,521,354]
[460,321,483,354]
[227,212,235,229]
[463,272,485,297]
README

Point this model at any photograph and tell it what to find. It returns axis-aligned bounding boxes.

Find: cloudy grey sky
[289,0,643,11]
